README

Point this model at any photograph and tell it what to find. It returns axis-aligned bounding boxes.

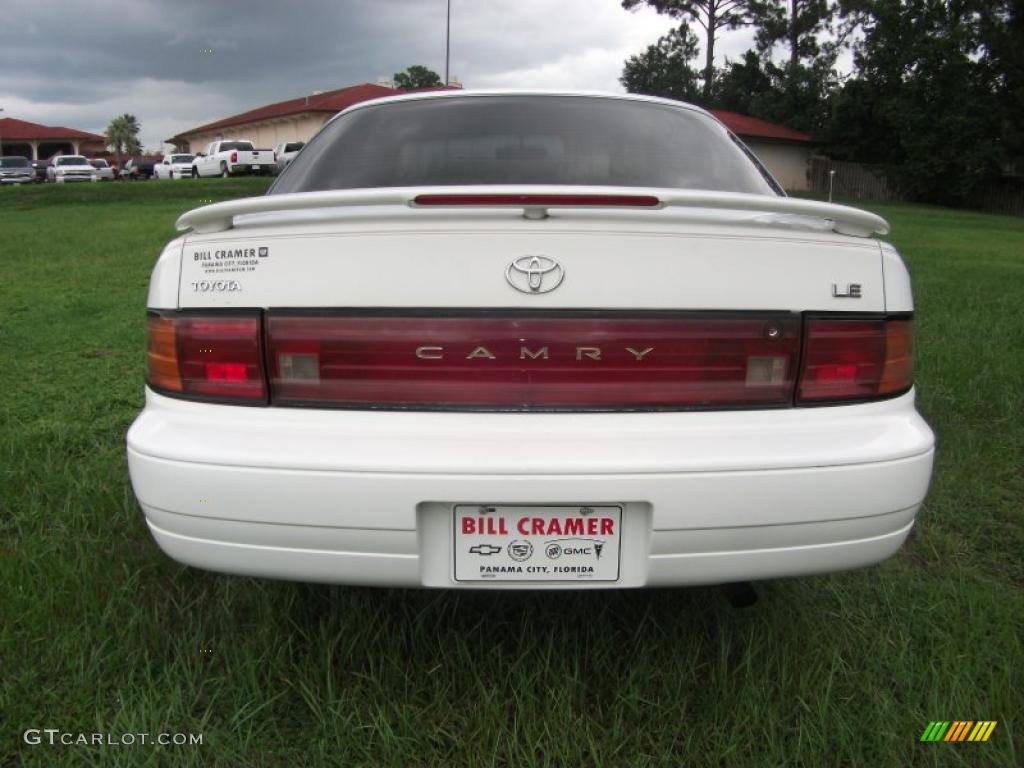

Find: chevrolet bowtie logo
[469,544,502,556]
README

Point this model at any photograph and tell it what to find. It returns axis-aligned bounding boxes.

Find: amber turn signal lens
[879,319,913,395]
[146,315,182,392]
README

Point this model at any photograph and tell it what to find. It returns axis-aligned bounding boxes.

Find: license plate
[453,505,622,582]
[251,164,259,170]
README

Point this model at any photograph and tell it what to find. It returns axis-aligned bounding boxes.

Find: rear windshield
[220,142,253,151]
[0,157,30,168]
[272,95,780,195]
[89,160,108,168]
[284,142,304,153]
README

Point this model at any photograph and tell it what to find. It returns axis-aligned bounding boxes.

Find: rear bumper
[229,165,273,175]
[127,389,934,588]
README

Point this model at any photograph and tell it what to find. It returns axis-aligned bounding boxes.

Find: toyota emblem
[505,256,565,294]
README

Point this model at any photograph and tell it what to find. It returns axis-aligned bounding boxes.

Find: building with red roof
[166,83,404,155]
[0,118,107,160]
[166,86,814,190]
[708,110,813,191]
[708,110,811,144]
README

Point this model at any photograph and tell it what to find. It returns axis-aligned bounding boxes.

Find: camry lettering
[414,345,656,361]
[626,346,654,361]
[415,346,444,360]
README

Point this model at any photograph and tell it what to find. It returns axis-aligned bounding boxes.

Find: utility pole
[445,0,451,85]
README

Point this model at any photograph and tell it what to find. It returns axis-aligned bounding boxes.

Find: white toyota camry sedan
[126,91,934,589]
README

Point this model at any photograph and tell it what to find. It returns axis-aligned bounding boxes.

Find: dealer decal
[189,245,269,275]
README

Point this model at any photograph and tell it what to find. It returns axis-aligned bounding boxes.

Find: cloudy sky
[0,0,763,152]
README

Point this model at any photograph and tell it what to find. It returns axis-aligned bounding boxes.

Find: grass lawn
[1,181,1021,767]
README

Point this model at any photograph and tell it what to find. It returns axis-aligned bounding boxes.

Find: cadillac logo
[505,256,565,294]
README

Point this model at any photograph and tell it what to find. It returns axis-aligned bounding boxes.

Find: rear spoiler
[176,186,889,237]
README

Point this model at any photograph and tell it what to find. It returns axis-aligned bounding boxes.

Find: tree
[974,0,1024,173]
[824,0,1004,204]
[393,65,443,90]
[750,0,837,75]
[712,50,775,114]
[621,25,703,102]
[622,0,755,101]
[735,0,844,134]
[106,114,141,157]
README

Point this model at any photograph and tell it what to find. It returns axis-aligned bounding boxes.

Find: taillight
[412,193,662,208]
[146,312,266,403]
[144,311,913,410]
[797,317,913,403]
[230,151,238,163]
[265,313,801,409]
[146,315,181,392]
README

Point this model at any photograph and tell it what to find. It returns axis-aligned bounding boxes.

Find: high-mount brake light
[146,312,266,403]
[412,193,662,208]
[797,317,913,403]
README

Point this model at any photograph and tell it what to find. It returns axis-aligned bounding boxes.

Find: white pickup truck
[191,140,275,178]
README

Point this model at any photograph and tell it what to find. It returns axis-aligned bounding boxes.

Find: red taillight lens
[230,151,238,163]
[145,311,913,410]
[266,314,800,408]
[797,317,913,403]
[146,312,266,402]
[413,193,661,208]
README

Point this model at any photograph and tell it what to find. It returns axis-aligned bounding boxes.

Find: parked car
[88,158,116,181]
[47,155,98,183]
[154,153,196,180]
[191,140,275,178]
[0,156,35,184]
[272,141,305,174]
[30,160,49,182]
[121,158,156,180]
[128,91,934,589]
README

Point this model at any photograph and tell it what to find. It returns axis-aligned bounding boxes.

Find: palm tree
[106,113,142,166]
